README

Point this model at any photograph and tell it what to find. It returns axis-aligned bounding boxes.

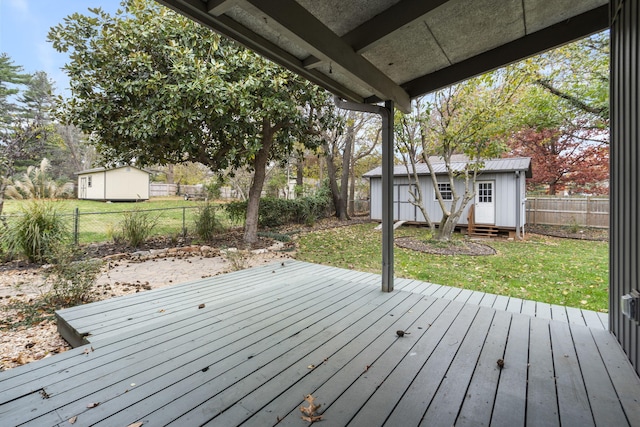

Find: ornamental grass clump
[118,209,158,247]
[1,200,69,263]
[193,202,225,242]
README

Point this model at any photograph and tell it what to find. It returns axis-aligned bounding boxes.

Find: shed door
[475,181,495,224]
[395,184,417,221]
[79,177,87,199]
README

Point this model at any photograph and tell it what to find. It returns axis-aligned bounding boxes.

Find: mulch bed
[394,236,496,256]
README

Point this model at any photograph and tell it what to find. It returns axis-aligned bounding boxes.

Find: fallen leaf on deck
[127,423,143,427]
[68,416,77,424]
[86,402,100,408]
[307,365,315,369]
[300,394,322,420]
[158,309,165,313]
[198,303,205,309]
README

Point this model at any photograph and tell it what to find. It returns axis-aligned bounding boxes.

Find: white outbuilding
[76,165,150,201]
[364,157,532,237]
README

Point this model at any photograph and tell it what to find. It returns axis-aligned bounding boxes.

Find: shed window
[436,182,452,200]
[88,176,92,188]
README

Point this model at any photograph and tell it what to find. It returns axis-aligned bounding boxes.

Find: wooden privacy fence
[526,197,609,228]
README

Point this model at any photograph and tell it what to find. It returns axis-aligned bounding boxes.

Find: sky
[0,0,122,97]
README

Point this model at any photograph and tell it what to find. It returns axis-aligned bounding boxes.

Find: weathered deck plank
[551,321,594,426]
[0,261,635,427]
[570,323,629,426]
[490,313,529,426]
[455,309,511,427]
[526,317,560,426]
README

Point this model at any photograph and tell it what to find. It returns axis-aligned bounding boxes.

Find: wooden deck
[1,260,638,426]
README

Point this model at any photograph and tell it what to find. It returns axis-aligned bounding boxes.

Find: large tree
[530,31,609,127]
[397,68,525,241]
[0,57,56,214]
[49,0,335,243]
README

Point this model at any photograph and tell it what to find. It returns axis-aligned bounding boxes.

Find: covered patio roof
[156,0,609,113]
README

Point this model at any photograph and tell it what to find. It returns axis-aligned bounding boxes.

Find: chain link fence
[1,206,235,245]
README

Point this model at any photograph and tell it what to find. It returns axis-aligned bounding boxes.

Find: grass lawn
[2,196,199,214]
[2,197,239,244]
[295,223,609,312]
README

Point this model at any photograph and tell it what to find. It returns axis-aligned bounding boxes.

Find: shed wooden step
[469,224,499,237]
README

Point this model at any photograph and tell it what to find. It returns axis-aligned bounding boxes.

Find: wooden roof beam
[241,0,411,112]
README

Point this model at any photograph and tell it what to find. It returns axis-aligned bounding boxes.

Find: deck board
[526,317,560,426]
[551,321,594,426]
[0,260,636,427]
[490,314,529,426]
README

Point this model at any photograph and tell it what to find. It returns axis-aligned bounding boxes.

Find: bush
[204,179,223,200]
[1,200,69,263]
[193,202,225,241]
[224,190,331,228]
[44,244,103,306]
[117,209,158,247]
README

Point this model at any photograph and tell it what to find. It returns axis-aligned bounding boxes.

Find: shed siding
[611,0,640,375]
[79,172,106,200]
[77,167,149,201]
[104,167,150,200]
[370,172,522,228]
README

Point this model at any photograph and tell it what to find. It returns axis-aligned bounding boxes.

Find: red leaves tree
[508,127,609,195]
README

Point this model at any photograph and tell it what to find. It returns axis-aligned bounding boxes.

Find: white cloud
[7,0,29,17]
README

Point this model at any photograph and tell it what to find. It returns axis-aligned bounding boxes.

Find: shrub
[193,202,225,241]
[204,179,223,200]
[223,191,331,228]
[44,243,103,306]
[1,200,69,263]
[225,200,248,224]
[118,209,158,247]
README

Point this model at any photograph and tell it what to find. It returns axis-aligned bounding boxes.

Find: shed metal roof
[156,0,609,113]
[75,165,151,175]
[363,157,532,178]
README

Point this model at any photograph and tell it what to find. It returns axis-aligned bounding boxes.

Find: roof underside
[156,0,609,113]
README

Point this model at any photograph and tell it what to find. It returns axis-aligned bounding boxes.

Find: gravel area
[0,243,292,371]
[0,217,367,372]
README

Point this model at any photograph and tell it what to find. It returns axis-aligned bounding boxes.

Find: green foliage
[204,179,223,200]
[48,0,339,243]
[193,202,225,242]
[225,191,330,228]
[1,200,69,262]
[44,243,102,306]
[117,209,158,247]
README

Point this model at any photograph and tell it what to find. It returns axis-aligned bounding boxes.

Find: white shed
[364,157,532,234]
[76,165,150,201]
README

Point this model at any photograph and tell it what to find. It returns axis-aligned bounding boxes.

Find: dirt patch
[526,225,608,241]
[395,236,496,256]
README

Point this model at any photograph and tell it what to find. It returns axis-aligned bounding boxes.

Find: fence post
[586,197,591,227]
[74,207,79,245]
[182,207,187,239]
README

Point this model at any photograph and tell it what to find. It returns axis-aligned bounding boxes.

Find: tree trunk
[338,124,353,220]
[348,164,355,216]
[244,121,275,244]
[323,141,342,218]
[166,164,175,184]
[0,180,6,216]
[294,154,304,198]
